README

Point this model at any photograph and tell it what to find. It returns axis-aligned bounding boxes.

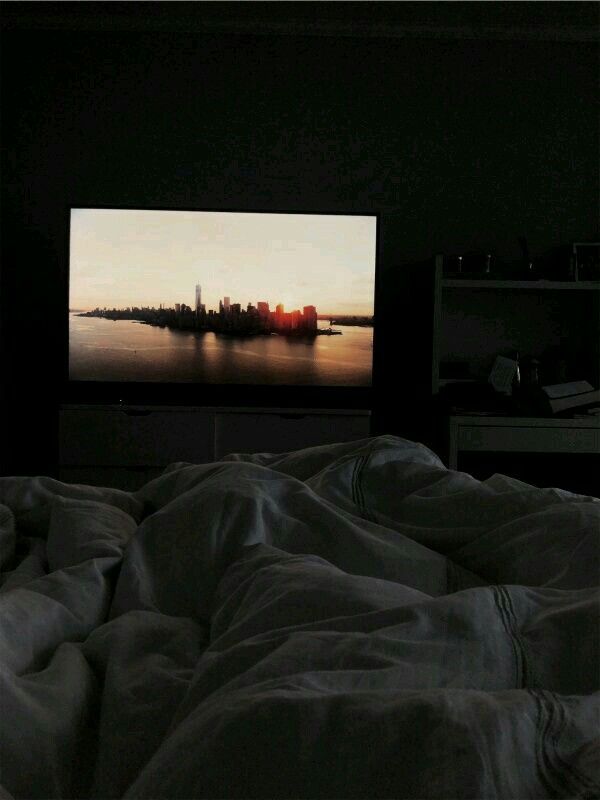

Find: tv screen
[68,207,378,407]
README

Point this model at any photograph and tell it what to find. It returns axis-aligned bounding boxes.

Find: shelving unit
[442,278,600,290]
[430,254,600,492]
[432,254,600,395]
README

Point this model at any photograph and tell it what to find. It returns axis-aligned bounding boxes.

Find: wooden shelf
[449,414,600,428]
[441,279,600,290]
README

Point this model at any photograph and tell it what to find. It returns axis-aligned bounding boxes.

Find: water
[69,314,373,386]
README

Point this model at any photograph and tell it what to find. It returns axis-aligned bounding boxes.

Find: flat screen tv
[67,207,379,409]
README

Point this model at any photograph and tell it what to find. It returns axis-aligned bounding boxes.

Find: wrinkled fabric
[0,435,598,799]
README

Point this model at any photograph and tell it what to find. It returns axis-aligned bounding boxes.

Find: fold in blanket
[0,435,598,799]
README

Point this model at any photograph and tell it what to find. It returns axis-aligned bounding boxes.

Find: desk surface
[447,415,600,470]
[449,415,600,428]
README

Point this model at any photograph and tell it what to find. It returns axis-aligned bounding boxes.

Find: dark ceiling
[1,1,598,40]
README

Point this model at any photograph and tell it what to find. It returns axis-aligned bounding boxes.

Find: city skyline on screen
[69,208,377,316]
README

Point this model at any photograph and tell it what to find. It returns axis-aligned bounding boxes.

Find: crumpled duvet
[0,434,598,799]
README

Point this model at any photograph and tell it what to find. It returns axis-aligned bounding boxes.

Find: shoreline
[75,313,360,340]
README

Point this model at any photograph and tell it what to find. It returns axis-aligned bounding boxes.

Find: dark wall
[2,9,598,474]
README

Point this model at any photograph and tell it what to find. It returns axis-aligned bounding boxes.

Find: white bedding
[0,435,598,799]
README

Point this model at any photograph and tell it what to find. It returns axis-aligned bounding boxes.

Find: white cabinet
[59,405,370,489]
[446,414,599,495]
[448,415,600,470]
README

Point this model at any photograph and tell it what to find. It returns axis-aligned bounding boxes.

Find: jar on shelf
[521,356,540,390]
[510,351,521,396]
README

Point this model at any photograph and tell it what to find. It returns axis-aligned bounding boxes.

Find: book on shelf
[540,381,600,414]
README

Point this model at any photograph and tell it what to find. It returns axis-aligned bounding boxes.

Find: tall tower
[303,305,317,331]
[195,284,202,314]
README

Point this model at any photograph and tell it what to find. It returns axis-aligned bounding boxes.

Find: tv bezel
[64,204,381,411]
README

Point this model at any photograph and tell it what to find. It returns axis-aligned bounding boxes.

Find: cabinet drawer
[457,424,600,454]
[59,408,215,466]
[214,411,370,459]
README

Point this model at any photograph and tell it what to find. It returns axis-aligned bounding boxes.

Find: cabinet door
[214,411,370,459]
[59,407,215,467]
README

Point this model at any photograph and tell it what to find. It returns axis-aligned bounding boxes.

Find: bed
[0,434,598,799]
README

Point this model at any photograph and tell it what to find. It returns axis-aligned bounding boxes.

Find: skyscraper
[303,305,317,331]
[195,284,202,314]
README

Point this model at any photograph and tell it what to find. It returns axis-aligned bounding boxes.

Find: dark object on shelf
[517,241,581,281]
[516,237,546,279]
[540,345,571,385]
[442,254,464,276]
[511,351,521,395]
[517,237,538,279]
[489,354,519,396]
[539,380,600,415]
[536,244,578,281]
[442,252,498,278]
[573,242,600,281]
[461,252,493,275]
[520,356,540,390]
[525,261,538,279]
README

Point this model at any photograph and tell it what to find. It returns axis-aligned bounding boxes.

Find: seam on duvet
[351,453,377,523]
[529,688,573,798]
[492,584,523,689]
[350,455,362,508]
[546,690,600,798]
[501,585,538,688]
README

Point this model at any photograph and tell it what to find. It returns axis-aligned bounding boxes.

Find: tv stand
[59,404,371,489]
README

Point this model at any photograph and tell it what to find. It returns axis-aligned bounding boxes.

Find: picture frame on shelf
[573,243,600,282]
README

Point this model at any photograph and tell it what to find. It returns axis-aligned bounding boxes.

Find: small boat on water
[319,327,343,336]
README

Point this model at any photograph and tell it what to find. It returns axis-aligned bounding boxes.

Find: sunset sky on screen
[70,209,377,316]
